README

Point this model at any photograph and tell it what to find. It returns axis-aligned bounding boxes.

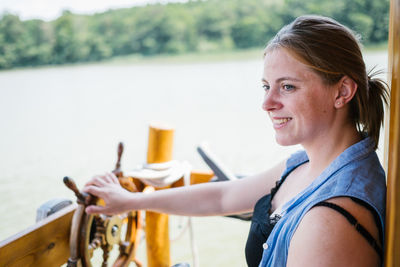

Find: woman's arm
[83,160,286,216]
[286,197,381,267]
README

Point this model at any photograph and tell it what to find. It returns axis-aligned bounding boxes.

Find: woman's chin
[275,135,296,146]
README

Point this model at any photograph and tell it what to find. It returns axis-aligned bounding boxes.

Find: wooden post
[385,0,400,266]
[145,124,174,267]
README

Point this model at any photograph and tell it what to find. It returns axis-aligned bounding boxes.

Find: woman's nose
[262,89,282,111]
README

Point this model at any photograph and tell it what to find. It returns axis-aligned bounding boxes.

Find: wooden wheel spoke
[118,241,130,255]
[88,237,101,251]
[101,245,112,267]
[88,247,94,259]
[97,214,107,225]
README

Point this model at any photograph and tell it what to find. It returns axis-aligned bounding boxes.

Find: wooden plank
[190,170,214,185]
[0,204,76,267]
[385,0,400,266]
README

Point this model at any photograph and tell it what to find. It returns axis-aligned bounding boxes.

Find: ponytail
[356,69,389,149]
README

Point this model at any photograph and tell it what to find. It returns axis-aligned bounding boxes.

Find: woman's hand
[83,172,135,215]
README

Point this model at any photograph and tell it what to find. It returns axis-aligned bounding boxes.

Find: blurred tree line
[0,0,389,69]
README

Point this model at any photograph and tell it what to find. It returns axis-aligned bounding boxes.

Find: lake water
[0,50,388,266]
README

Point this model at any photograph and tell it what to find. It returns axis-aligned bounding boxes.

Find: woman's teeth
[273,118,292,124]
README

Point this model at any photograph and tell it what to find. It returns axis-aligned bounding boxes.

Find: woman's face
[262,48,337,147]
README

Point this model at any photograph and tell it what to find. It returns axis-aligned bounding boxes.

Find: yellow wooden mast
[145,124,174,267]
[385,0,400,266]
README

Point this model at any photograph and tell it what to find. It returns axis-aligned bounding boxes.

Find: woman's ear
[334,76,358,108]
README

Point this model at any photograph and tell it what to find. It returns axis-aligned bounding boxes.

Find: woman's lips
[271,117,292,129]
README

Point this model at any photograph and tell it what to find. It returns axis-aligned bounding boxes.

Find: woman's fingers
[81,172,127,215]
[85,173,119,187]
[105,172,120,184]
[102,172,114,183]
[83,184,105,198]
[86,204,106,214]
[85,175,105,187]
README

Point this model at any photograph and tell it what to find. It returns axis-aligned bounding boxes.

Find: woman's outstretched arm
[83,160,286,216]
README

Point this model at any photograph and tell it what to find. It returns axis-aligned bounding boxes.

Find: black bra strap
[350,197,383,244]
[314,201,383,262]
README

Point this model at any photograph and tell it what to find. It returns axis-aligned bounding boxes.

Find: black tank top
[245,179,283,267]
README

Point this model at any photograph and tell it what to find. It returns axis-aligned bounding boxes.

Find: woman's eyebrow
[262,77,302,83]
[278,77,302,82]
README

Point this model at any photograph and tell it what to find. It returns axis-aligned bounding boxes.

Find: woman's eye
[283,84,295,91]
[262,84,270,91]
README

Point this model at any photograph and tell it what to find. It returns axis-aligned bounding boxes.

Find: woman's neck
[303,123,361,176]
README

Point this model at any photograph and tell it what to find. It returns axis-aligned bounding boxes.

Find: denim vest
[258,137,386,267]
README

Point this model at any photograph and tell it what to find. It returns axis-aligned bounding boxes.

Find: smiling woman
[79,15,389,267]
[253,15,388,267]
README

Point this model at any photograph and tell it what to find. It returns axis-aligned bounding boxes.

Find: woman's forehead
[263,49,316,82]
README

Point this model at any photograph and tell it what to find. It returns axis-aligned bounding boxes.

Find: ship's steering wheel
[64,143,142,267]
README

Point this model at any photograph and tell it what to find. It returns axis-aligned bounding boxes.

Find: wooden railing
[0,204,76,266]
[385,0,400,266]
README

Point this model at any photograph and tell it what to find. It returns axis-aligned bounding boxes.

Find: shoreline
[0,44,388,73]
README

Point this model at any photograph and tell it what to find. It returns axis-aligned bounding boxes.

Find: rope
[126,160,186,187]
[127,160,199,267]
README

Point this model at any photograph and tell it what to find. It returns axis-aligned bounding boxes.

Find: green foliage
[232,17,265,48]
[0,0,390,69]
[283,0,389,44]
[0,14,26,68]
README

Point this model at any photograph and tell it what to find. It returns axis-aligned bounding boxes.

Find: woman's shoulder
[315,153,386,219]
[330,149,386,197]
[287,196,381,267]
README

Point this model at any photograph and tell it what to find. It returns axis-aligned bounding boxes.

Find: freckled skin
[262,49,337,148]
